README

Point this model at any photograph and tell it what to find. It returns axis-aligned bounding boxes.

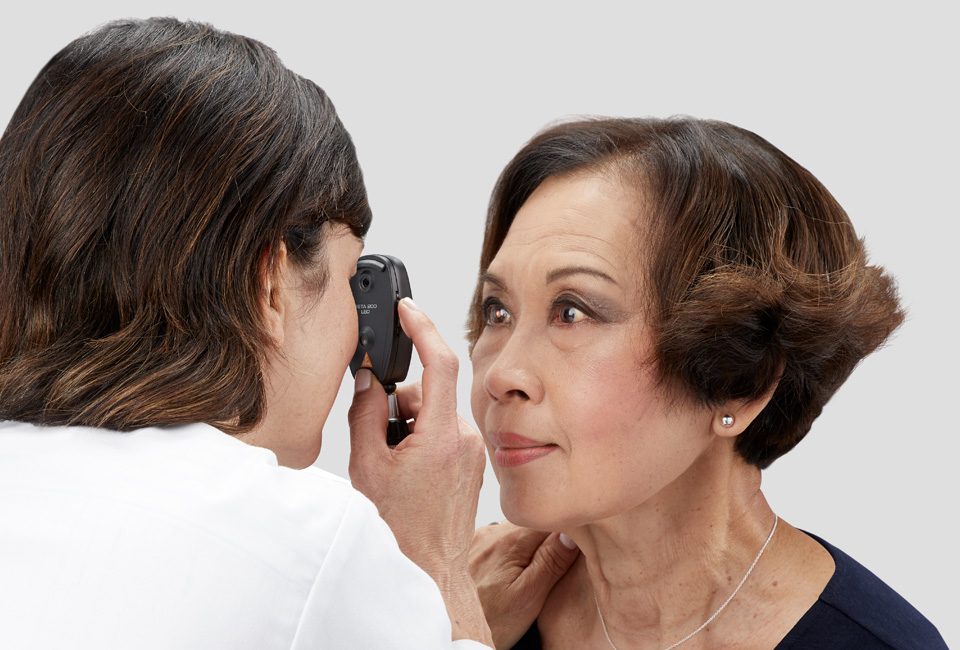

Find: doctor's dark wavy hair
[0,18,371,432]
[467,117,903,468]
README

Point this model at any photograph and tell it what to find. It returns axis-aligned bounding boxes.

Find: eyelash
[480,295,598,328]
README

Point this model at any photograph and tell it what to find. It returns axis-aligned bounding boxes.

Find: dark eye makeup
[480,290,621,328]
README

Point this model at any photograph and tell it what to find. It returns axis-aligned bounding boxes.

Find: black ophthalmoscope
[349,254,413,446]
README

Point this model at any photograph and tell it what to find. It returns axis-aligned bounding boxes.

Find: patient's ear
[258,242,289,347]
[711,381,779,438]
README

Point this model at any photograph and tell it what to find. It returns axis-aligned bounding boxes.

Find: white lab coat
[0,420,488,649]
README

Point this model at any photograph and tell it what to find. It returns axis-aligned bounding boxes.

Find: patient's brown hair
[468,117,903,468]
[0,18,371,432]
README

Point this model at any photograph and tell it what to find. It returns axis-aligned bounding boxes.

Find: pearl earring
[721,414,734,427]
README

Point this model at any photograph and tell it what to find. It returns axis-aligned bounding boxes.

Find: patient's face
[470,172,714,530]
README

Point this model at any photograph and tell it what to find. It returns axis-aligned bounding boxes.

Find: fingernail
[400,297,420,311]
[559,533,577,550]
[354,368,372,393]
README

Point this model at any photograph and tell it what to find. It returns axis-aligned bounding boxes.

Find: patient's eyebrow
[546,266,618,285]
[479,271,506,290]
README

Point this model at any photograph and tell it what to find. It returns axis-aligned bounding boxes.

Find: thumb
[348,369,388,474]
[522,532,580,589]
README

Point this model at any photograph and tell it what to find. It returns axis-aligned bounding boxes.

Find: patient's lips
[489,431,558,468]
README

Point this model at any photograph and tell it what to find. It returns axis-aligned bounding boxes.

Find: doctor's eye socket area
[466,117,903,471]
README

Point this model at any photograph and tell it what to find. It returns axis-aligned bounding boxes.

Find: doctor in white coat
[0,17,577,650]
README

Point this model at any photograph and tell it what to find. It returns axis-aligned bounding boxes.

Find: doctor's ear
[712,380,779,438]
[258,241,290,347]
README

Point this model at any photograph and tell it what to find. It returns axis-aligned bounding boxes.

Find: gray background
[2,1,956,645]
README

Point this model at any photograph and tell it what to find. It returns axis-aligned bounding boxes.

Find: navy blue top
[510,533,947,649]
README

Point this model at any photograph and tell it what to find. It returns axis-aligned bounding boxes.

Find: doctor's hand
[349,298,491,647]
[470,522,580,650]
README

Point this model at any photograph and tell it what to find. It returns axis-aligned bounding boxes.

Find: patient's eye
[483,298,512,326]
[558,305,587,324]
[551,294,596,326]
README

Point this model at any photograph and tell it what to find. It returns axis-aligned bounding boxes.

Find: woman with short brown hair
[468,117,946,649]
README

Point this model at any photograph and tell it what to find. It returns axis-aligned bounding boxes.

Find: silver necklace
[594,514,778,650]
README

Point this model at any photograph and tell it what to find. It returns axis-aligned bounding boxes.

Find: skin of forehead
[491,172,644,286]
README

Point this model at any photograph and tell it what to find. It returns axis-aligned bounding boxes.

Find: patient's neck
[552,446,774,648]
